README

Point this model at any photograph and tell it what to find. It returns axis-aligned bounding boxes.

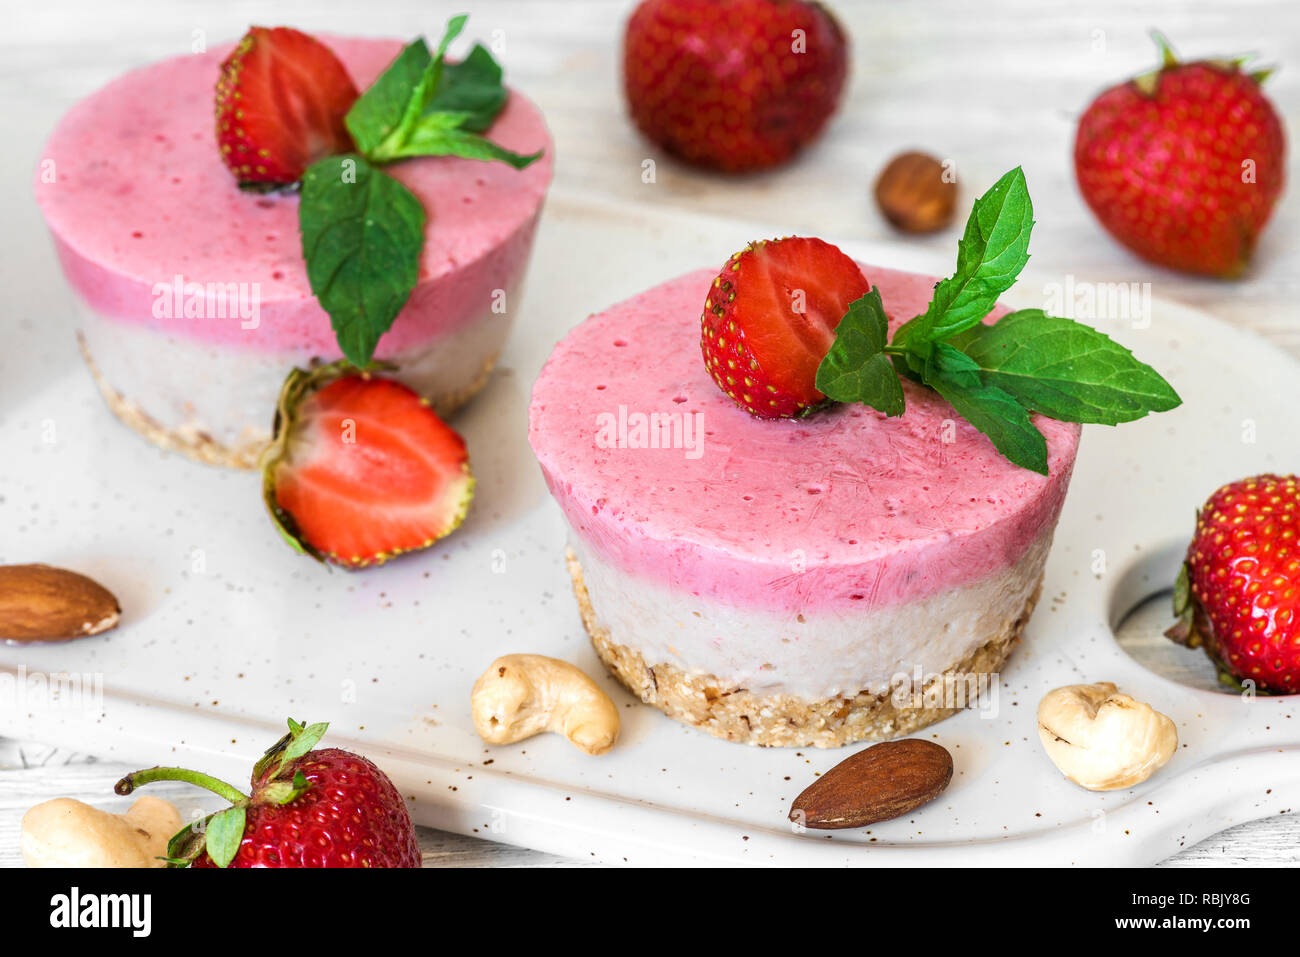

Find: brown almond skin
[874,151,957,233]
[0,564,121,643]
[790,738,953,829]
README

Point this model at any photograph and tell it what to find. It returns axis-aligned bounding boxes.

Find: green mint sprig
[815,167,1181,475]
[345,15,540,168]
[300,15,542,367]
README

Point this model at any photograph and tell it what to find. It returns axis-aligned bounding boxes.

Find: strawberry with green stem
[1074,32,1285,278]
[116,718,421,868]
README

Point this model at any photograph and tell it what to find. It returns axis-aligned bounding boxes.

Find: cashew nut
[1037,681,1177,791]
[22,796,182,868]
[471,654,620,756]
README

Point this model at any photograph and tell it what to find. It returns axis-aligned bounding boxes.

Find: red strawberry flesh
[268,372,474,567]
[216,26,359,186]
[701,236,869,417]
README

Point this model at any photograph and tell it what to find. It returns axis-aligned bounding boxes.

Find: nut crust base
[78,332,497,470]
[566,547,1041,748]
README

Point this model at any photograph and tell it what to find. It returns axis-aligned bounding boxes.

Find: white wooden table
[3,0,1298,866]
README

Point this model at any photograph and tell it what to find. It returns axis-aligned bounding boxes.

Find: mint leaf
[924,341,981,389]
[925,372,1049,475]
[345,39,433,157]
[346,15,470,159]
[417,14,469,111]
[889,340,928,384]
[346,17,532,168]
[299,155,425,366]
[203,806,247,869]
[959,310,1183,424]
[380,122,542,169]
[815,288,904,416]
[427,44,508,132]
[895,167,1033,347]
[380,14,469,161]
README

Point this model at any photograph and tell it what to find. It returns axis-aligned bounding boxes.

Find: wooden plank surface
[4,0,1299,866]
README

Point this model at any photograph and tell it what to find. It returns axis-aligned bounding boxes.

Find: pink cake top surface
[529,264,1082,613]
[34,36,553,307]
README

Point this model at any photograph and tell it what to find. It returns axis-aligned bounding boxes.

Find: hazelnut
[1037,682,1177,791]
[873,151,957,233]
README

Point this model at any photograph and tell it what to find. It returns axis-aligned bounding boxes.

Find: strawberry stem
[115,766,248,804]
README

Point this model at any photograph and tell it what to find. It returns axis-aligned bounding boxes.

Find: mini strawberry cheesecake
[531,170,1180,747]
[530,263,1081,747]
[35,31,552,468]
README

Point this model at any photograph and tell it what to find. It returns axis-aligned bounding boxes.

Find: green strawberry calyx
[114,718,330,867]
[1133,30,1275,95]
[1165,561,1203,647]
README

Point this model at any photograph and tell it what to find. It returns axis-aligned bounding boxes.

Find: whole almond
[789,738,953,829]
[0,564,121,643]
[874,151,957,233]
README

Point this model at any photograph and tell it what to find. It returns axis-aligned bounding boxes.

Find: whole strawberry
[623,0,848,172]
[1169,474,1300,694]
[116,719,421,867]
[1074,34,1285,278]
[261,362,475,568]
[216,26,359,187]
[701,236,868,417]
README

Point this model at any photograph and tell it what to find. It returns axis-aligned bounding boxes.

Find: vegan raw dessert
[34,19,552,467]
[530,169,1180,747]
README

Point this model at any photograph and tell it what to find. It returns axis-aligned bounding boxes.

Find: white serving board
[2,192,1297,866]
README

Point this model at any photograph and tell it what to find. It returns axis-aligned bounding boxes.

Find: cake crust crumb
[567,547,1041,748]
[78,332,498,470]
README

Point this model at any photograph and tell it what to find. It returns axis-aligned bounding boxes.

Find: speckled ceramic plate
[3,194,1297,866]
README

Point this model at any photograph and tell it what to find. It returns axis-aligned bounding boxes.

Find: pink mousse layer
[529,265,1081,615]
[34,36,553,352]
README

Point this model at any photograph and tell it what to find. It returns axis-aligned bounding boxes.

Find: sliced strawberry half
[701,236,870,418]
[261,363,474,568]
[215,26,359,187]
